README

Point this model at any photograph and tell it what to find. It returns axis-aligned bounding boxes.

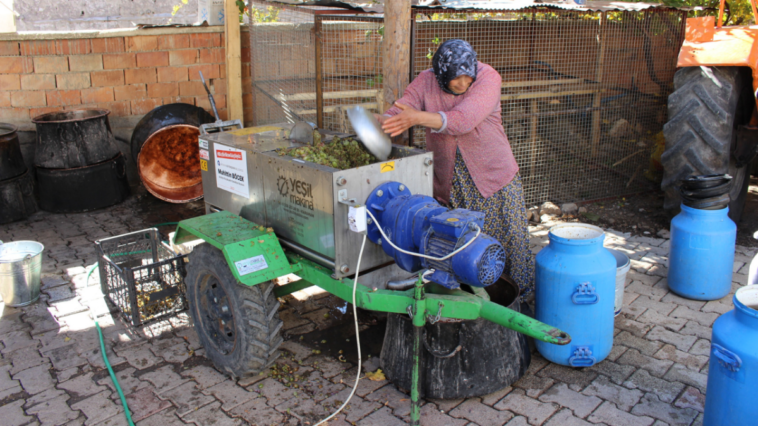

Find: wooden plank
[294,102,378,116]
[382,0,411,144]
[224,0,243,123]
[502,79,583,88]
[500,89,604,101]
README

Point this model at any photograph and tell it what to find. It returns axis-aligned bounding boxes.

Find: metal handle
[572,282,599,305]
[422,327,463,359]
[199,71,220,121]
[569,346,597,367]
[712,343,741,372]
[23,254,32,264]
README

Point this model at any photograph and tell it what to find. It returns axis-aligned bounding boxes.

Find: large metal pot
[0,240,44,307]
[37,153,130,213]
[130,103,214,203]
[0,123,27,181]
[0,170,37,224]
[32,109,120,169]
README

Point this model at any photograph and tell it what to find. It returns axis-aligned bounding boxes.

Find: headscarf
[432,39,478,96]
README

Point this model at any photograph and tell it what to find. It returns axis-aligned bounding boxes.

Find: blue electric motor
[365,182,505,289]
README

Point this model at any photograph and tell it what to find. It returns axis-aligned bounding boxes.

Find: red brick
[0,92,10,108]
[103,53,136,69]
[219,109,230,121]
[29,106,61,118]
[126,36,159,52]
[56,73,91,90]
[219,63,226,78]
[178,80,206,97]
[169,49,198,66]
[190,33,222,48]
[91,70,125,87]
[165,96,195,106]
[114,84,146,101]
[242,108,252,123]
[241,47,250,63]
[34,56,69,74]
[199,48,225,64]
[80,87,114,104]
[47,90,81,106]
[136,52,169,68]
[20,74,55,90]
[131,98,163,115]
[0,41,19,56]
[68,55,103,72]
[188,64,219,81]
[158,34,190,50]
[147,82,179,98]
[0,107,30,121]
[20,40,56,56]
[91,38,125,53]
[56,39,91,55]
[157,66,188,82]
[124,68,156,84]
[1,57,34,74]
[211,78,226,95]
[0,75,21,91]
[241,77,252,94]
[102,100,131,116]
[11,91,46,107]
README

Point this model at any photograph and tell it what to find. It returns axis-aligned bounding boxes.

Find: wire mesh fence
[412,9,687,206]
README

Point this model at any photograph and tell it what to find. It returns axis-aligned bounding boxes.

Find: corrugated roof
[264,0,687,14]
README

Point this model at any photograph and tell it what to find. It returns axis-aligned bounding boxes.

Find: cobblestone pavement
[0,188,754,426]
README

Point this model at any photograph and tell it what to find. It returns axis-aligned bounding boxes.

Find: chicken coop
[248,0,688,206]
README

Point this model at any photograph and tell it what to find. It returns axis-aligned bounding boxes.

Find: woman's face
[448,75,474,95]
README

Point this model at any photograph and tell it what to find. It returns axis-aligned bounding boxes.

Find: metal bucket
[0,240,44,307]
[607,248,631,316]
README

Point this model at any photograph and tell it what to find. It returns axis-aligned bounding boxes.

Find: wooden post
[382,0,412,144]
[225,0,244,123]
[590,12,607,157]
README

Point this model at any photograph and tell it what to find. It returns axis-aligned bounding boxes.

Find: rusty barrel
[0,123,28,181]
[130,103,214,203]
[32,109,120,169]
[0,170,38,224]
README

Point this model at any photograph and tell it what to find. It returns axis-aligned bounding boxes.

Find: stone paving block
[335,366,388,398]
[629,296,677,316]
[626,271,662,287]
[418,403,469,426]
[679,321,712,340]
[203,379,257,411]
[539,383,602,418]
[178,365,226,390]
[365,384,415,417]
[0,384,23,400]
[537,363,597,390]
[701,300,732,315]
[0,399,36,426]
[645,264,668,278]
[175,328,202,351]
[494,389,559,426]
[588,401,654,426]
[631,393,698,426]
[182,401,242,426]
[606,344,628,362]
[663,363,708,391]
[24,387,68,410]
[139,365,188,394]
[14,363,55,394]
[302,371,346,402]
[660,292,705,311]
[26,393,80,425]
[96,414,129,425]
[279,340,314,361]
[626,282,668,301]
[428,398,464,413]
[357,406,406,426]
[653,344,708,371]
[544,408,597,426]
[57,372,106,398]
[41,275,71,290]
[44,286,77,303]
[45,343,88,371]
[57,312,95,332]
[587,360,636,386]
[637,309,687,332]
[624,369,684,403]
[134,407,186,426]
[582,375,643,412]
[70,390,123,425]
[313,356,350,379]
[646,326,697,352]
[255,378,299,407]
[158,381,215,417]
[319,390,381,423]
[115,344,161,370]
[689,339,711,357]
[614,317,652,337]
[1,330,39,355]
[674,386,705,413]
[449,399,515,425]
[669,306,718,327]
[8,345,46,375]
[479,386,513,407]
[275,396,331,423]
[228,395,285,425]
[124,387,172,422]
[617,349,674,378]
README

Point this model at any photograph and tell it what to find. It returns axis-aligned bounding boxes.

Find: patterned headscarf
[432,39,478,95]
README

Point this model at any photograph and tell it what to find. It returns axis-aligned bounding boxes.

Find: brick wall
[0,26,253,134]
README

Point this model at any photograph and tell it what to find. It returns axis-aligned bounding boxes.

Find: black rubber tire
[661,66,754,223]
[186,243,283,378]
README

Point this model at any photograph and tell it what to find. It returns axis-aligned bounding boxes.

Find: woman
[379,39,535,300]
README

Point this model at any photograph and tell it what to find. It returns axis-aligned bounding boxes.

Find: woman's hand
[382,103,421,137]
[373,113,387,125]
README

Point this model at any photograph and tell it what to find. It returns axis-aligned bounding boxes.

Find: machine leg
[410,274,426,426]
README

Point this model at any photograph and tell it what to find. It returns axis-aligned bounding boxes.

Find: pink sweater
[385,62,519,204]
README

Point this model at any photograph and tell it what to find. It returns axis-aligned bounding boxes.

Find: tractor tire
[186,243,283,378]
[661,66,754,223]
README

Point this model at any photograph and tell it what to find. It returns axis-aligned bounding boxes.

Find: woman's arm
[438,67,501,136]
[381,103,443,137]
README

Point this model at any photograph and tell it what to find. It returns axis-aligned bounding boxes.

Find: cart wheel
[185,243,283,377]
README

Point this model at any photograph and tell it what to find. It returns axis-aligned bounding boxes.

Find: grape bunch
[278,137,379,170]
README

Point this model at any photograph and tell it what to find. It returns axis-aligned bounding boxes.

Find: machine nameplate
[199,139,208,149]
[235,255,269,276]
[214,145,250,198]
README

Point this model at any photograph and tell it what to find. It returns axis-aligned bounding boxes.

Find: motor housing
[366,182,505,289]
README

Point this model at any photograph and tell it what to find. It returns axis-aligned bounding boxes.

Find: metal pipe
[387,276,420,291]
[278,238,336,269]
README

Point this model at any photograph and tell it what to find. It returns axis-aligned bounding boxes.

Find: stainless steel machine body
[198,124,434,278]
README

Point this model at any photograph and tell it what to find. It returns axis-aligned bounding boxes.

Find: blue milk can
[668,205,736,301]
[535,224,616,367]
[703,285,758,426]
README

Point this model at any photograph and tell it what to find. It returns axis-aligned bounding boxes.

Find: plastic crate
[96,229,188,326]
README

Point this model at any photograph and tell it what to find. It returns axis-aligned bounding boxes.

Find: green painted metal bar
[273,279,315,298]
[410,274,425,426]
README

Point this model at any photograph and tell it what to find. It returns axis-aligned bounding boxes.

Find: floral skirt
[449,150,535,300]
